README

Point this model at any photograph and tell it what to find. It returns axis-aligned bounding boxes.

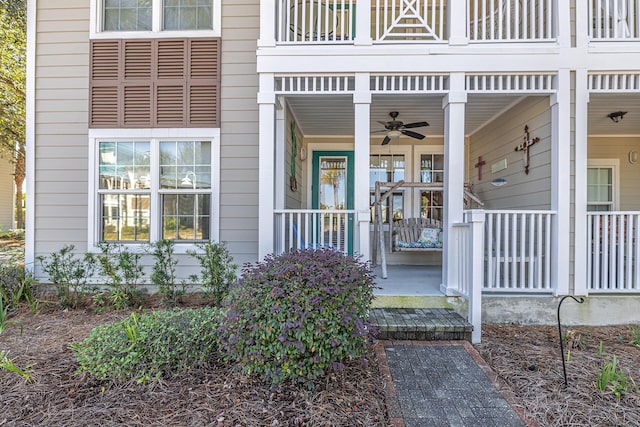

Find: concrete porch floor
[372,265,443,296]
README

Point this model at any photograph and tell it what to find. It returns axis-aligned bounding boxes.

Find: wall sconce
[607,111,627,123]
[630,151,639,164]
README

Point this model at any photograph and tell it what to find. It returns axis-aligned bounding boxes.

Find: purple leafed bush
[219,249,376,385]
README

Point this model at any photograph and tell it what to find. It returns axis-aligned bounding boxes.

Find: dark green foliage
[71,308,222,382]
[188,241,236,304]
[219,249,376,385]
[91,242,144,309]
[148,240,186,306]
[37,245,95,308]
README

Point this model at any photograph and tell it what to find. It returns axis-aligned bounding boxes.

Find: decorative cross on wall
[474,156,486,180]
[514,125,540,175]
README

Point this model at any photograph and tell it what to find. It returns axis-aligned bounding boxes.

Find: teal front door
[312,151,354,254]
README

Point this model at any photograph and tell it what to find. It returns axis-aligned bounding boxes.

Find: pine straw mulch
[0,307,388,427]
[477,324,640,427]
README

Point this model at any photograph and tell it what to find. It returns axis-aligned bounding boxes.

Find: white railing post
[260,0,277,47]
[449,0,468,45]
[354,0,372,45]
[467,209,485,343]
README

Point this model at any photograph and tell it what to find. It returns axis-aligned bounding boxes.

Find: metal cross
[474,156,486,180]
[514,125,540,175]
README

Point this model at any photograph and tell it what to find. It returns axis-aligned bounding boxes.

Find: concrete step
[369,308,473,341]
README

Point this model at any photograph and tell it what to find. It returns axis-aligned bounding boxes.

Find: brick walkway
[376,341,527,427]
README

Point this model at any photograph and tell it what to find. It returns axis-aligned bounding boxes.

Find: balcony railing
[468,0,555,42]
[589,0,640,40]
[275,0,554,44]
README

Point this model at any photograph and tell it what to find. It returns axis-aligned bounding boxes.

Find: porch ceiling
[285,93,640,138]
[286,94,532,138]
[588,93,640,136]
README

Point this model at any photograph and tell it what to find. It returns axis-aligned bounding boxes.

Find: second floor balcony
[267,0,640,46]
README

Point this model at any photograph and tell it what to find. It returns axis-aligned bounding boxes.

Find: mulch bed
[476,324,640,427]
[0,308,388,427]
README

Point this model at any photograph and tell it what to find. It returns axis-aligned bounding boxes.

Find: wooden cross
[474,156,486,180]
[514,125,540,175]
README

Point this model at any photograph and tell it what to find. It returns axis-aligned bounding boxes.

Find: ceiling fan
[374,111,429,145]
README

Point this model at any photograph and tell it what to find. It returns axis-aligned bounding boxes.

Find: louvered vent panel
[189,85,217,126]
[190,39,219,79]
[158,40,185,79]
[91,41,119,80]
[90,86,118,126]
[123,86,151,126]
[157,86,185,125]
[124,40,152,79]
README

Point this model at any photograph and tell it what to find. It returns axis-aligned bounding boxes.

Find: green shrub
[71,308,222,382]
[188,241,236,304]
[37,245,95,308]
[219,249,376,385]
[148,240,186,306]
[90,242,144,309]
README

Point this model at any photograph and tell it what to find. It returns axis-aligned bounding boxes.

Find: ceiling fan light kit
[375,111,429,145]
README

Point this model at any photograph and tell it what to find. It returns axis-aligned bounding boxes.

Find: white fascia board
[257,52,582,75]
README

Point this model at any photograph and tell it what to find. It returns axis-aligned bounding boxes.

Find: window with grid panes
[369,154,405,223]
[419,154,444,221]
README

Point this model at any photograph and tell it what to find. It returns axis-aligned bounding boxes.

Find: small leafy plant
[628,325,640,347]
[71,308,222,382]
[0,351,34,383]
[0,297,12,334]
[188,241,236,305]
[91,242,144,309]
[596,355,636,398]
[37,245,95,308]
[148,240,186,306]
[220,249,376,385]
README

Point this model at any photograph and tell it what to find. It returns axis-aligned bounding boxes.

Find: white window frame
[369,145,412,229]
[587,158,620,211]
[413,144,444,219]
[90,0,221,39]
[88,128,220,253]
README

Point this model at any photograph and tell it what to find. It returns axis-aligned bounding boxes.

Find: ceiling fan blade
[402,130,425,140]
[376,121,390,127]
[381,136,391,145]
[371,129,388,134]
[402,121,429,129]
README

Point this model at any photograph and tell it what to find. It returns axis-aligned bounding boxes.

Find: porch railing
[484,210,554,292]
[274,209,356,254]
[373,0,446,42]
[468,0,555,42]
[276,0,356,43]
[588,212,640,292]
[589,0,640,40]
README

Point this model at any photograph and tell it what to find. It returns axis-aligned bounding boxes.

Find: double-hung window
[96,0,219,35]
[587,159,619,212]
[94,133,218,245]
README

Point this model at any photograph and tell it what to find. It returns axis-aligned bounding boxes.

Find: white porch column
[275,97,286,210]
[574,69,589,296]
[258,73,276,259]
[354,73,371,260]
[575,0,590,49]
[354,0,372,45]
[443,73,467,294]
[448,0,468,46]
[258,0,276,47]
[551,69,571,295]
